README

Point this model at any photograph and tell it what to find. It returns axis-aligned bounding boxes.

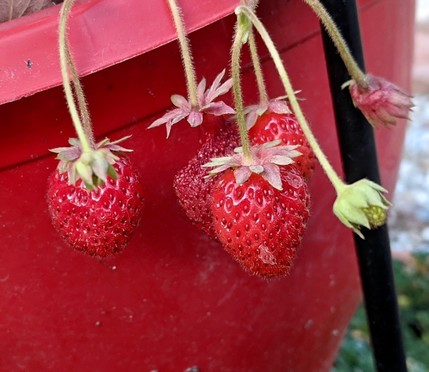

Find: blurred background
[389,0,429,255]
[334,1,429,370]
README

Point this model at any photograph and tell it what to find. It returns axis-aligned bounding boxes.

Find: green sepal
[236,11,252,43]
[333,179,390,239]
[51,136,130,190]
[107,164,118,180]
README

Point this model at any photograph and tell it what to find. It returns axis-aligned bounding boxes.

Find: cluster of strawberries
[171,93,316,278]
[46,0,413,280]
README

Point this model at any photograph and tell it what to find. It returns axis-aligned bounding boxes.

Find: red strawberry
[47,138,144,257]
[174,123,239,238]
[249,111,315,180]
[211,167,309,278]
[205,142,310,278]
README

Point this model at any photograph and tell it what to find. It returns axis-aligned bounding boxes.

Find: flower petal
[269,100,291,114]
[203,70,233,105]
[92,155,109,182]
[197,78,207,107]
[187,111,204,127]
[148,108,187,129]
[245,107,259,129]
[234,166,252,184]
[204,69,225,101]
[50,146,81,161]
[202,101,235,116]
[261,163,282,190]
[208,78,233,102]
[171,94,191,110]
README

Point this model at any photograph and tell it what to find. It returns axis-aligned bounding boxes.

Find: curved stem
[231,24,253,161]
[248,30,269,106]
[303,0,367,88]
[59,0,95,152]
[237,5,345,192]
[66,45,93,142]
[167,0,199,107]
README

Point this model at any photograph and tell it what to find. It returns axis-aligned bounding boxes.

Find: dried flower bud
[347,74,414,128]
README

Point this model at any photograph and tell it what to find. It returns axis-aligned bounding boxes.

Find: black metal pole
[318,1,407,371]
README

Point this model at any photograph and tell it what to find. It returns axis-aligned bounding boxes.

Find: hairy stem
[59,0,95,152]
[231,23,253,161]
[167,0,199,107]
[237,5,345,192]
[303,0,368,88]
[65,45,93,141]
[248,30,269,106]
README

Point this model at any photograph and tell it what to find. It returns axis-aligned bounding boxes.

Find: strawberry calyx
[203,140,301,191]
[245,96,293,129]
[333,179,391,238]
[148,69,235,137]
[50,136,133,190]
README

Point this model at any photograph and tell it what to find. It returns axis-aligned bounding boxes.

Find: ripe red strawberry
[205,141,309,278]
[211,166,310,278]
[47,141,144,257]
[174,124,239,238]
[249,111,315,180]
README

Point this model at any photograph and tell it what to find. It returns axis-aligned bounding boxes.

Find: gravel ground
[389,95,429,252]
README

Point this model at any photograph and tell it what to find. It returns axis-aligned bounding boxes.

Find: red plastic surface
[0,0,237,105]
[0,0,414,371]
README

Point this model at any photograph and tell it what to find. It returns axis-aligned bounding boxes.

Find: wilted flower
[333,179,391,238]
[148,69,235,137]
[347,74,414,128]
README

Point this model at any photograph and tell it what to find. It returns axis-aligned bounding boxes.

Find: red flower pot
[0,0,414,370]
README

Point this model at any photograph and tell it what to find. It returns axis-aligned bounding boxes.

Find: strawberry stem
[240,0,268,106]
[58,0,95,152]
[303,0,368,89]
[248,30,269,107]
[166,0,199,107]
[65,46,93,140]
[236,5,345,193]
[231,20,253,161]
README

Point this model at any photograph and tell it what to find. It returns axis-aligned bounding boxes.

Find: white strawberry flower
[148,69,235,137]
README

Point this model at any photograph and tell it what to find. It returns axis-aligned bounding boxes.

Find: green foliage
[333,252,429,372]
